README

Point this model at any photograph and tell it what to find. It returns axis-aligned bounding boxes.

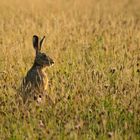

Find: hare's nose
[52,61,54,64]
[50,59,54,65]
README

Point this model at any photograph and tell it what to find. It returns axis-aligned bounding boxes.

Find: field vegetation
[0,0,140,139]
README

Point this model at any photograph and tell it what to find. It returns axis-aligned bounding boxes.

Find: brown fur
[21,35,54,104]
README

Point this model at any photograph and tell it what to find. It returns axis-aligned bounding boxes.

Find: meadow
[0,0,140,139]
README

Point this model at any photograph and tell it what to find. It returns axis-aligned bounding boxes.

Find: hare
[21,35,54,104]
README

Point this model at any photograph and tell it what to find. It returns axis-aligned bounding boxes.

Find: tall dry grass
[0,0,140,139]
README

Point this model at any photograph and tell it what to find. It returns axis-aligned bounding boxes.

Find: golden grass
[0,0,140,139]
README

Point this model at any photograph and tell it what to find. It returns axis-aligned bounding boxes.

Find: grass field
[0,0,140,139]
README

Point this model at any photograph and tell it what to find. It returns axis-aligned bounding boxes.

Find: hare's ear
[40,36,45,48]
[33,35,40,54]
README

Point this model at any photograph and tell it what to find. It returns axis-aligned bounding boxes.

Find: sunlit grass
[0,0,140,139]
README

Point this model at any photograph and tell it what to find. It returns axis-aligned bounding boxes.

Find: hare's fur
[21,35,54,104]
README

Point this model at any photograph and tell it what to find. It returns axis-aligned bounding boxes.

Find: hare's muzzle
[50,59,54,66]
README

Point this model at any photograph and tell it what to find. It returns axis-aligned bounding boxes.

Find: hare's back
[24,69,38,85]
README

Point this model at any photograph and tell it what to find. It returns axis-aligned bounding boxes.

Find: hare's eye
[42,54,46,58]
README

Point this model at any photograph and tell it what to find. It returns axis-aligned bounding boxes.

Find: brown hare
[21,35,54,104]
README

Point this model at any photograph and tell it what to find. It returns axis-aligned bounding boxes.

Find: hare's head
[33,35,54,68]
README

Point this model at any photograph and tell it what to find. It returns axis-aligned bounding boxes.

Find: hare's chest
[42,72,48,90]
[39,70,48,90]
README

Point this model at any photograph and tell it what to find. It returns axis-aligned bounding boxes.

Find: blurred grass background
[0,0,140,139]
